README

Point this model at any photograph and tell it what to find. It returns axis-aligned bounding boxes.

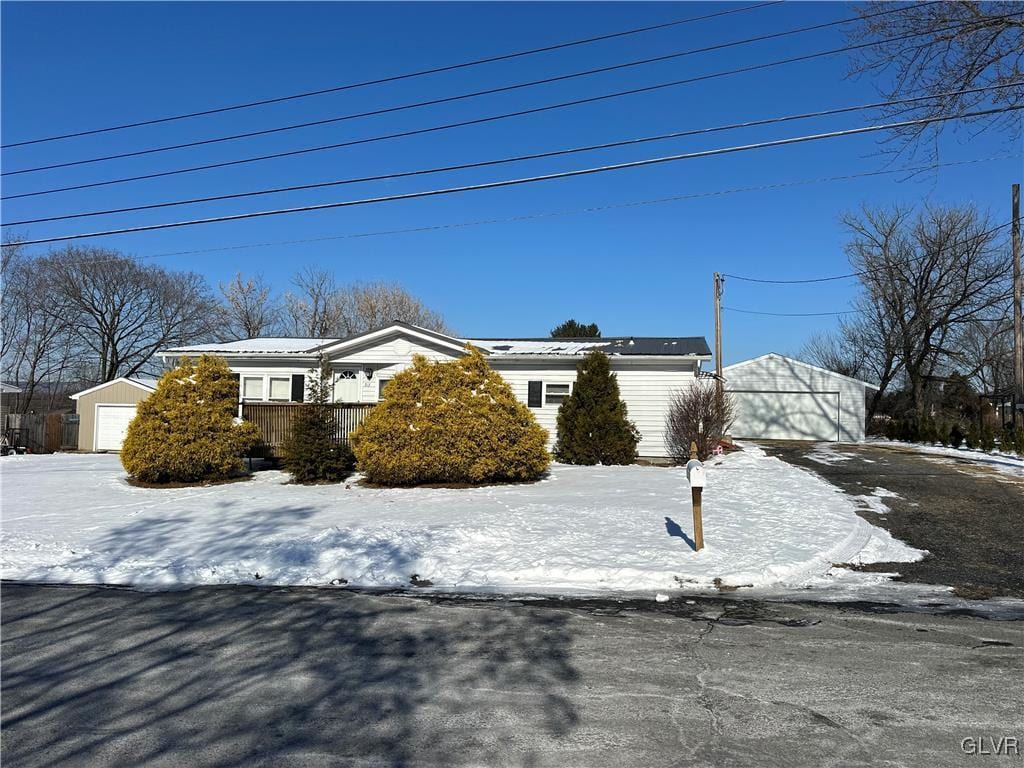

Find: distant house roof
[0,383,21,394]
[162,324,711,359]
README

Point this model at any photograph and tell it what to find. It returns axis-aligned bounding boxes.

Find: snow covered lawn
[0,445,923,595]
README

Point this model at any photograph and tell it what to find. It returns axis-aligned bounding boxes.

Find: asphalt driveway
[763,442,1024,599]
[2,582,1021,768]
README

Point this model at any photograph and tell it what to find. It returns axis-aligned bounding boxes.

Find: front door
[334,369,360,403]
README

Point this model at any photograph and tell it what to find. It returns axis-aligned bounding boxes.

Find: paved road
[763,442,1024,599]
[2,583,1021,768]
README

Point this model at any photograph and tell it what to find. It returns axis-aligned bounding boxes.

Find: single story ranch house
[159,322,712,459]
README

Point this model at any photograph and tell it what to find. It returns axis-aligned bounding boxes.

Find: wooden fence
[242,403,374,457]
[3,412,79,453]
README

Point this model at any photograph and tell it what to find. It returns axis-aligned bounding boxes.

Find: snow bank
[0,447,924,596]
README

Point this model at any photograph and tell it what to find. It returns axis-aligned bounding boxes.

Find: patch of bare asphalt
[762,442,1024,599]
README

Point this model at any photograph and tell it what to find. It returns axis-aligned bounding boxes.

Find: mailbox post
[686,441,706,551]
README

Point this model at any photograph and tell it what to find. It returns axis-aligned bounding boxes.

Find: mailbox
[686,459,706,489]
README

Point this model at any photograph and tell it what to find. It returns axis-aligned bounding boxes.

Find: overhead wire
[0,1,782,149]
[5,104,1020,247]
[10,9,1019,201]
[6,83,1017,228]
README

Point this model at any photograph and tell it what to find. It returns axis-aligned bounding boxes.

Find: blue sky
[2,1,1019,363]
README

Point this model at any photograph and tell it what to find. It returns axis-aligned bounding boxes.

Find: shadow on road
[1,582,580,767]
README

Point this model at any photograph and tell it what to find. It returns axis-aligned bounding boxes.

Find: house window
[545,383,571,406]
[378,378,391,400]
[241,376,264,401]
[268,376,291,402]
[527,381,542,408]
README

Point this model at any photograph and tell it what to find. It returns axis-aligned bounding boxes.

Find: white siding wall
[724,355,867,442]
[490,360,697,457]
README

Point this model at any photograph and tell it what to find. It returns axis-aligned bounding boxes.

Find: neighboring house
[724,353,878,442]
[161,322,712,458]
[1,383,22,426]
[70,378,159,452]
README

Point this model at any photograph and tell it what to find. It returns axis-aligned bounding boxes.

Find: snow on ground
[1,446,925,597]
[867,438,1024,480]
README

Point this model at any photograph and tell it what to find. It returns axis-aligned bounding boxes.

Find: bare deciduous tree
[47,246,217,382]
[842,204,1009,417]
[846,1,1024,162]
[799,330,867,379]
[282,267,344,338]
[218,272,281,340]
[665,381,736,462]
[1,242,81,412]
[335,281,451,336]
[283,269,451,337]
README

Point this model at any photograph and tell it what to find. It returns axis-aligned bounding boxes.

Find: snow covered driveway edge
[1,446,924,596]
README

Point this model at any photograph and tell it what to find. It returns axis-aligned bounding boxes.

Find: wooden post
[1013,183,1022,428]
[713,273,724,399]
[689,441,704,551]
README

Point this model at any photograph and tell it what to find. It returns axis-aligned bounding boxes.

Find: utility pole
[713,272,724,397]
[1013,183,1022,427]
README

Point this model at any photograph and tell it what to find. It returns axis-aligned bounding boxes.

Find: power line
[14,153,1013,266]
[723,306,860,317]
[6,105,1020,248]
[0,2,782,149]
[9,10,1012,202]
[8,83,1016,228]
[723,220,1015,284]
[3,5,907,176]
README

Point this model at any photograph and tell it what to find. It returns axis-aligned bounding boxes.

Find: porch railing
[241,403,375,457]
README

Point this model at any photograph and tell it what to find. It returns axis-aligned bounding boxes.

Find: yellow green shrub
[121,355,261,484]
[350,346,550,485]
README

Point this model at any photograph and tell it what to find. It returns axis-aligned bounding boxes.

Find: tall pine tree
[282,355,355,483]
[555,350,639,465]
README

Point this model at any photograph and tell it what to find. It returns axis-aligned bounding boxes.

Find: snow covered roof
[161,325,711,359]
[0,383,21,394]
[163,338,336,355]
[470,336,712,357]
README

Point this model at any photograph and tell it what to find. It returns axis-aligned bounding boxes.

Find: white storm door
[334,370,360,403]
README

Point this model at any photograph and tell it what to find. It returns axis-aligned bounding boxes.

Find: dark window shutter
[527,381,542,408]
[291,374,305,402]
[231,374,240,401]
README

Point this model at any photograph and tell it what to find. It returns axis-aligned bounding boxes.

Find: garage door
[730,391,840,441]
[95,405,137,451]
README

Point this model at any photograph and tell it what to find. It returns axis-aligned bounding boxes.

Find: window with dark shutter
[291,374,305,402]
[527,381,542,408]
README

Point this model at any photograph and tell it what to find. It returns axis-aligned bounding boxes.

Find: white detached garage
[71,378,158,452]
[723,354,877,442]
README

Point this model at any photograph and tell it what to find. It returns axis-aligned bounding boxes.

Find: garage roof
[70,377,159,401]
[723,353,879,389]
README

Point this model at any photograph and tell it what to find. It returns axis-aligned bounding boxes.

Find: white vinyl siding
[724,354,869,442]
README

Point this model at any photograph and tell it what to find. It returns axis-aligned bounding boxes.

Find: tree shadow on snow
[0,582,581,767]
[664,516,697,551]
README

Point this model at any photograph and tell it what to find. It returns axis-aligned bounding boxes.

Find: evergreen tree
[281,356,355,483]
[351,346,549,485]
[555,350,640,465]
[550,319,600,338]
[121,355,261,484]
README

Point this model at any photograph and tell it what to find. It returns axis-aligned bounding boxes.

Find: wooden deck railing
[241,403,375,457]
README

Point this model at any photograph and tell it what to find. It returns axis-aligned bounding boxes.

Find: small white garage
[723,353,877,442]
[70,378,158,452]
